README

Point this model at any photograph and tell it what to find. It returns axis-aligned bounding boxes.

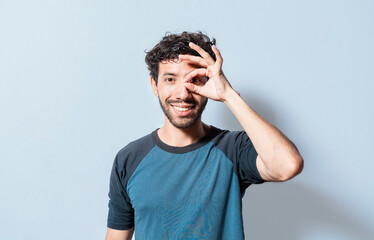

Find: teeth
[172,106,191,112]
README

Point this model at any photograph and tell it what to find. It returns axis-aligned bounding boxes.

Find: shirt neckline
[151,126,221,154]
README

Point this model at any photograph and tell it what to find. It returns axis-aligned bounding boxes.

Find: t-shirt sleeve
[214,129,265,193]
[232,131,265,186]
[107,154,134,230]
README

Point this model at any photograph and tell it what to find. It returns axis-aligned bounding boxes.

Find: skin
[105,227,133,240]
[105,42,304,239]
[151,58,212,146]
[155,59,208,130]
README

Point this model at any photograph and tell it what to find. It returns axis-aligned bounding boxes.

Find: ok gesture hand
[180,42,235,102]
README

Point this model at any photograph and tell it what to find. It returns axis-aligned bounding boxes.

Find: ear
[150,77,158,97]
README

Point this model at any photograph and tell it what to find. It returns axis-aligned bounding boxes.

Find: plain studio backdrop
[1,0,373,239]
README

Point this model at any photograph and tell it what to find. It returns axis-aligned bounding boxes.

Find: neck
[157,118,210,147]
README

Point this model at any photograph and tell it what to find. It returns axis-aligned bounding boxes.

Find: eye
[190,77,205,85]
[165,77,174,82]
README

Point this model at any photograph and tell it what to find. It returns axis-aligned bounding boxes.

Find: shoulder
[115,132,156,170]
[210,127,255,161]
[211,127,249,148]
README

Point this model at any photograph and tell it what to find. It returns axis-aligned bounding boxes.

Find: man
[105,32,303,240]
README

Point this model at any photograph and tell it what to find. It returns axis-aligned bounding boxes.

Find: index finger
[179,54,209,68]
[189,42,215,65]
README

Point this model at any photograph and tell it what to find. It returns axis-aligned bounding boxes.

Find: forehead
[158,59,199,78]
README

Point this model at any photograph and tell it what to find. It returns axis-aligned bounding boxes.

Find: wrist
[223,87,240,104]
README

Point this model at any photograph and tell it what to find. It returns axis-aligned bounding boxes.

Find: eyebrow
[160,72,177,77]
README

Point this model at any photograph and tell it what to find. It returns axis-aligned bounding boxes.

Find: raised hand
[180,42,235,102]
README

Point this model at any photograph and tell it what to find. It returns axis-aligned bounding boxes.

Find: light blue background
[1,0,373,239]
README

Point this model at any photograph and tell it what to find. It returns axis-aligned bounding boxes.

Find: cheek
[192,93,206,102]
[157,86,174,99]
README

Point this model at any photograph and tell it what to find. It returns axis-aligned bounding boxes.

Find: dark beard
[158,98,208,129]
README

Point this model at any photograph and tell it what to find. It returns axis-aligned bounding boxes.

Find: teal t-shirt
[107,126,264,239]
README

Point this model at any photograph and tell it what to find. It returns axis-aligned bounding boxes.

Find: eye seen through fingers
[189,77,203,85]
[189,76,208,85]
[190,78,200,83]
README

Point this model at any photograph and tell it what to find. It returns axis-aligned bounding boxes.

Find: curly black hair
[145,31,216,83]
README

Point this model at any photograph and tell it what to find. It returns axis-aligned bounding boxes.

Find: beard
[158,97,208,129]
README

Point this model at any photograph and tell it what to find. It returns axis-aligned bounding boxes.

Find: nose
[174,81,192,100]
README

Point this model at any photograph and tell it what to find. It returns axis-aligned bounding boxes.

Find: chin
[159,97,208,129]
[170,118,198,129]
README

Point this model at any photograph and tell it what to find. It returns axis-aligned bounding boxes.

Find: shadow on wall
[218,89,280,131]
[218,90,374,239]
[242,182,374,240]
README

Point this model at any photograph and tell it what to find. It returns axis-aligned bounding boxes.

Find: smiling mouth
[171,105,195,112]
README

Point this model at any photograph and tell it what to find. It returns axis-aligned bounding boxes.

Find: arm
[105,227,134,240]
[223,88,303,181]
[180,43,303,182]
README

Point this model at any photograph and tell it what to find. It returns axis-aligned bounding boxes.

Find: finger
[178,54,209,68]
[189,42,215,65]
[212,45,223,68]
[183,82,203,95]
[183,68,210,83]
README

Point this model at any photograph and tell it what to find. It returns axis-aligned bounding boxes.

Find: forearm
[223,88,303,181]
[105,227,134,240]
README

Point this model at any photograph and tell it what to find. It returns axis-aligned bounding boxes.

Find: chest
[127,146,236,217]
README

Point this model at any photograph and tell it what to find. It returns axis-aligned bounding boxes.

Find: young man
[105,32,303,240]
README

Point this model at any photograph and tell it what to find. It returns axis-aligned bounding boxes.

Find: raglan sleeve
[231,131,265,186]
[107,153,134,230]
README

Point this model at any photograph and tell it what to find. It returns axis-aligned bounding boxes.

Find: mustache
[167,100,198,105]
